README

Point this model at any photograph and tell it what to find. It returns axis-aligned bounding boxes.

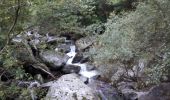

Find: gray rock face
[139,83,170,100]
[45,74,98,100]
[117,82,138,100]
[39,50,69,69]
[62,64,81,74]
[97,63,124,82]
[75,36,96,50]
[56,44,71,53]
[72,52,89,63]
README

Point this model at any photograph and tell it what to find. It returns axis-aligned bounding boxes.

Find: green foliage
[110,0,125,4]
[90,0,170,84]
[0,83,32,100]
[146,52,170,84]
[84,23,105,36]
[30,0,102,35]
[1,47,17,68]
[0,0,30,31]
[0,46,33,80]
[92,0,170,61]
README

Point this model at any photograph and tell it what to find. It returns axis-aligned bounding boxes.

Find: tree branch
[0,0,21,54]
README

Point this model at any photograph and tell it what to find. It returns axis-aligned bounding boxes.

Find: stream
[66,45,99,80]
[12,32,123,100]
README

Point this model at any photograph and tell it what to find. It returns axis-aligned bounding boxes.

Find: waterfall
[66,45,99,79]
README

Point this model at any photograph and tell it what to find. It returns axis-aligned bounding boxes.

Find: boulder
[39,50,69,69]
[75,36,96,51]
[86,64,95,71]
[88,80,124,100]
[117,82,138,100]
[72,53,89,63]
[62,64,81,74]
[55,44,71,53]
[45,74,98,100]
[139,83,170,100]
[98,64,119,81]
[72,53,83,63]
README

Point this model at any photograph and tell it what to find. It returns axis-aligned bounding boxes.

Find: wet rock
[121,89,138,100]
[72,53,83,63]
[63,55,70,63]
[118,82,138,100]
[98,64,118,81]
[46,36,66,44]
[86,64,95,71]
[55,44,71,53]
[72,53,89,63]
[117,82,136,90]
[62,64,81,74]
[59,32,83,40]
[88,80,123,100]
[39,50,68,69]
[139,83,170,100]
[75,36,96,51]
[45,74,98,100]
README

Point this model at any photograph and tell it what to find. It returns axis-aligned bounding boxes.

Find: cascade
[66,45,99,79]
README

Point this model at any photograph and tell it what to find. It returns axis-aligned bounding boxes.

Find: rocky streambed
[10,31,170,100]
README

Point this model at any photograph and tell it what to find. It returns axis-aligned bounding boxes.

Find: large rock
[139,83,170,100]
[117,82,138,100]
[97,63,124,82]
[45,74,98,100]
[86,63,95,71]
[72,52,89,63]
[88,80,124,100]
[75,36,96,51]
[62,64,81,74]
[55,44,71,53]
[39,50,69,69]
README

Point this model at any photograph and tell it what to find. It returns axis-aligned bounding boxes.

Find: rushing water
[66,45,99,79]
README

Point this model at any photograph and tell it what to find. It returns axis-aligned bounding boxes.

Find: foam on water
[79,70,99,78]
[66,45,77,65]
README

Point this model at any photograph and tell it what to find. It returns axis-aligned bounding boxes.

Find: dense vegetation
[91,0,170,84]
[0,0,170,99]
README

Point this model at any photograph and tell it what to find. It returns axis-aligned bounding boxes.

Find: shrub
[90,0,170,84]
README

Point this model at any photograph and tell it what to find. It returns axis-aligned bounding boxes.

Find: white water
[66,45,99,78]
